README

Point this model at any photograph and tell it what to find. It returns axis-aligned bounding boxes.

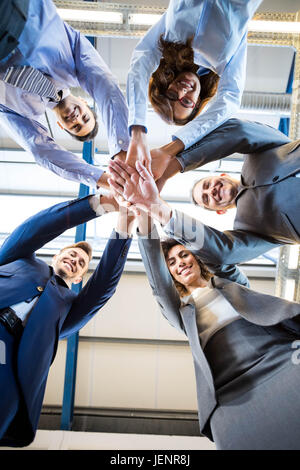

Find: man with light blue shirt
[0,0,129,188]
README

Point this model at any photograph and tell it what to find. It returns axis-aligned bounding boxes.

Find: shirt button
[118,139,123,145]
[37,286,44,293]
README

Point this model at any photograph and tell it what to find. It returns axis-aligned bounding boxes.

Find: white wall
[43,271,275,412]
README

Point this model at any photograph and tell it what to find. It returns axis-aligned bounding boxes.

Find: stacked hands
[107,157,173,227]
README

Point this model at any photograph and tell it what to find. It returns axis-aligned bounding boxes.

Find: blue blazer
[0,196,131,446]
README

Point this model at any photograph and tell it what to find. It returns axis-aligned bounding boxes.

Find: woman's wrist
[130,125,147,141]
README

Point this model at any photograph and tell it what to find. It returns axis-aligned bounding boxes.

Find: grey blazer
[177,118,300,249]
[138,227,300,439]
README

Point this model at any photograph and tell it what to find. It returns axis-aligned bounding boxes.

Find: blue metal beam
[61,0,98,429]
[278,52,295,136]
[60,141,93,430]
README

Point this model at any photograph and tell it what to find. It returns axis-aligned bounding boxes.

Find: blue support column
[60,141,93,430]
[278,52,295,136]
[60,0,97,429]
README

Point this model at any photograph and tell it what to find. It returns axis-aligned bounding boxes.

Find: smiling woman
[161,238,212,296]
[149,36,219,125]
[126,0,262,180]
[138,225,300,450]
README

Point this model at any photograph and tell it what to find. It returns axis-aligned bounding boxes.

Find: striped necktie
[3,65,61,102]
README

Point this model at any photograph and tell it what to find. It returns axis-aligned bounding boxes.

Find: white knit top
[188,286,240,349]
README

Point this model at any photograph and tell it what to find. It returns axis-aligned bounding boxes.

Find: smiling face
[166,71,201,121]
[52,247,90,286]
[53,94,95,138]
[193,175,239,212]
[166,244,208,294]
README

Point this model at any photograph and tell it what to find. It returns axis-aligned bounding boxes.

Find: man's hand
[150,139,184,182]
[150,147,173,181]
[154,156,183,192]
[126,126,152,174]
[108,158,173,226]
[113,150,127,162]
[108,158,159,212]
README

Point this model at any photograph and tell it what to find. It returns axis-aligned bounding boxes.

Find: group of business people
[0,0,299,450]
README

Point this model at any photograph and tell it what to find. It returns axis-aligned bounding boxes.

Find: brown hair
[60,241,93,265]
[161,238,212,297]
[149,36,220,126]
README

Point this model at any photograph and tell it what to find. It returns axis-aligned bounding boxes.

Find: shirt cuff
[175,156,185,173]
[89,195,106,216]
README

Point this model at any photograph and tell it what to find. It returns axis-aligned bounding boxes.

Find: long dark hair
[149,36,220,125]
[161,238,212,297]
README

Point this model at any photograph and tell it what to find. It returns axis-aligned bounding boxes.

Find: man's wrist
[99,194,119,213]
[161,138,184,157]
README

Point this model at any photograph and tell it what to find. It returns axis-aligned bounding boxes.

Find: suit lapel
[211,276,300,326]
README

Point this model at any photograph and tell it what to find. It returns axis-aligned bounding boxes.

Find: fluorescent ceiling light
[285,279,296,301]
[57,8,123,24]
[288,245,299,269]
[249,20,300,34]
[128,13,162,26]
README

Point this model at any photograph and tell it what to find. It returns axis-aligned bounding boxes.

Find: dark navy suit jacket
[0,195,131,446]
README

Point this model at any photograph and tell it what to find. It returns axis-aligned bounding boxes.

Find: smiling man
[0,0,129,189]
[192,174,239,213]
[51,242,92,287]
[53,95,98,142]
[0,192,133,447]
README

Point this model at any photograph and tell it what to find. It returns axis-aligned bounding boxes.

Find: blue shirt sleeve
[0,105,104,187]
[70,24,130,156]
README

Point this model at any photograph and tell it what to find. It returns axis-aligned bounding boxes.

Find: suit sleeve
[163,209,280,266]
[206,263,250,288]
[60,232,132,337]
[138,226,185,333]
[176,118,292,171]
[0,196,97,265]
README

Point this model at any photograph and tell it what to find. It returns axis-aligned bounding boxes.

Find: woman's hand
[126,126,152,175]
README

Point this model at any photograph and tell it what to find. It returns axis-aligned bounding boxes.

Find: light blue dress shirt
[0,0,129,188]
[127,0,262,149]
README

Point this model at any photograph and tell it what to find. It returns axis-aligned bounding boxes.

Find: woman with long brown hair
[125,0,261,183]
[138,229,300,449]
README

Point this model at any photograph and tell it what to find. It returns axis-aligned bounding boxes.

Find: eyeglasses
[165,89,196,109]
